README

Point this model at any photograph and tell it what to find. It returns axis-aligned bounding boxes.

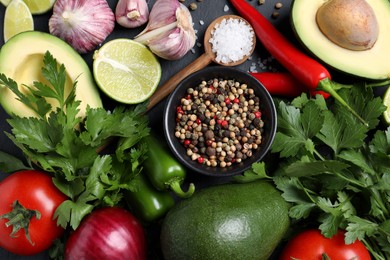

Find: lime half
[383,86,390,124]
[3,0,34,42]
[93,39,161,104]
[22,0,55,14]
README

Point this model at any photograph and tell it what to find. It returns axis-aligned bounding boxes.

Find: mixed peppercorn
[175,77,264,168]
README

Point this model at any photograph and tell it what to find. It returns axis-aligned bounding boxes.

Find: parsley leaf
[271,85,390,259]
[1,51,150,230]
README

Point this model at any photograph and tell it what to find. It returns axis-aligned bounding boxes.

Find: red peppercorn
[197,156,205,164]
[217,119,223,125]
[185,94,192,100]
[183,139,191,147]
[225,98,231,105]
[196,118,201,125]
[254,111,262,118]
[206,140,213,146]
[233,98,240,104]
[221,120,229,128]
[176,106,184,114]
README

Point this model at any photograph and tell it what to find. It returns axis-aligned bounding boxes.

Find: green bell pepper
[143,136,195,198]
[125,173,175,223]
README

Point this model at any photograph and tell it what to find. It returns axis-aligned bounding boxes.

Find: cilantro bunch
[271,85,390,259]
[0,52,150,230]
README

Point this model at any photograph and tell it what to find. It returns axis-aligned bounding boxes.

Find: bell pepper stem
[170,181,195,199]
[317,78,369,127]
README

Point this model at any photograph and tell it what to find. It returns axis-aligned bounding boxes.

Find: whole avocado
[160,180,290,260]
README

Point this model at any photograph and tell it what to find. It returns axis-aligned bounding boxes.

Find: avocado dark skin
[160,180,290,260]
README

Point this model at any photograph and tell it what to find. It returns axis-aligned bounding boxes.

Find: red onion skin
[65,207,147,260]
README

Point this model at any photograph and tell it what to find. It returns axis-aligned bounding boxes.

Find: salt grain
[223,5,229,12]
[209,18,254,64]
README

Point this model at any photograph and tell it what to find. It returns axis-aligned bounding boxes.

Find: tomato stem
[0,200,41,245]
[317,78,369,127]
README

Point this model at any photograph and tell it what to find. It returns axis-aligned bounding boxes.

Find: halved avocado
[291,0,390,80]
[0,31,102,118]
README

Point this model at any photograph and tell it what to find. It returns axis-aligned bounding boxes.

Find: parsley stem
[318,79,369,127]
[367,79,390,88]
[369,188,389,221]
[333,171,365,188]
[314,149,325,161]
[363,237,387,260]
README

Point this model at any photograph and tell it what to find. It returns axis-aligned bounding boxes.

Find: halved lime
[93,39,162,104]
[3,0,34,42]
[22,0,55,14]
[383,86,390,124]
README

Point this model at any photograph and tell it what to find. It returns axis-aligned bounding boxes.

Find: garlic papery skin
[134,0,196,60]
[49,0,115,54]
[116,0,149,28]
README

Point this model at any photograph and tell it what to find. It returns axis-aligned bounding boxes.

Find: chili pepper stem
[317,78,369,127]
[169,181,195,199]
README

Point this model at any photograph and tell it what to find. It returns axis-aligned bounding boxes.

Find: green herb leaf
[0,151,30,173]
[234,162,271,183]
[3,51,150,230]
[272,99,324,158]
[271,86,390,258]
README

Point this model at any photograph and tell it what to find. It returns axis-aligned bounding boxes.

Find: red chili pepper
[250,72,305,97]
[229,0,367,125]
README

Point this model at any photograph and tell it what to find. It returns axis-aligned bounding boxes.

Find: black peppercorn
[174,77,265,168]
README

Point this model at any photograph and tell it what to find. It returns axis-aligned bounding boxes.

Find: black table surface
[0,0,299,259]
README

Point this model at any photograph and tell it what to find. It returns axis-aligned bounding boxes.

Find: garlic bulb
[49,0,115,54]
[116,0,149,28]
[134,0,196,60]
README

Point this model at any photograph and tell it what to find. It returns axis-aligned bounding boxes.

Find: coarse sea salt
[209,18,254,64]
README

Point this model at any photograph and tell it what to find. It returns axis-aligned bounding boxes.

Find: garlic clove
[115,0,149,28]
[49,0,115,54]
[137,0,180,36]
[134,0,196,60]
[147,27,196,60]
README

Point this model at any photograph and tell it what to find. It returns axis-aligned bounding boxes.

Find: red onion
[65,207,147,260]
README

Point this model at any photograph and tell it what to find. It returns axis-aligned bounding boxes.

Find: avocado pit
[316,0,379,51]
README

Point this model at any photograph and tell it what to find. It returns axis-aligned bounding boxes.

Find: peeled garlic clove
[116,0,149,28]
[134,0,196,60]
[49,0,115,54]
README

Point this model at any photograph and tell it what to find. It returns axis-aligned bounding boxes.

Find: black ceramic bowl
[163,66,277,177]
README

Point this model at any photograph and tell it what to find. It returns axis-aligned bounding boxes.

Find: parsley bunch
[0,52,150,230]
[271,85,390,259]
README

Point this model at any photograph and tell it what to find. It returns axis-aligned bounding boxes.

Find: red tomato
[279,229,371,260]
[0,170,67,256]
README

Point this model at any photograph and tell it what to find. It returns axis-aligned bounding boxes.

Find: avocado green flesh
[291,0,390,80]
[0,31,102,118]
[160,181,290,260]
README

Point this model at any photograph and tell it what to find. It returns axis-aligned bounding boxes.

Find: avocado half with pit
[291,0,390,80]
[0,31,102,118]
